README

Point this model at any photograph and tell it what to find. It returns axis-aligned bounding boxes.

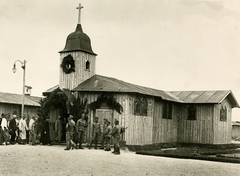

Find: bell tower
[59,3,97,90]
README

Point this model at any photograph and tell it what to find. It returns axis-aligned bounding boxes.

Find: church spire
[76,3,84,24]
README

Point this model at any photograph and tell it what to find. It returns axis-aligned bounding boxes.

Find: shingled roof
[0,92,41,107]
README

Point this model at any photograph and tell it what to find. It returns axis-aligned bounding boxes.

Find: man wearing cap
[111,119,122,155]
[9,115,18,144]
[76,113,88,149]
[99,118,108,149]
[103,120,112,151]
[65,115,76,150]
[88,116,101,149]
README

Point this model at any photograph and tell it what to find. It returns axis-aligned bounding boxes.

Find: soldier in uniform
[64,115,76,150]
[99,118,108,149]
[111,119,122,155]
[88,116,101,149]
[103,120,112,151]
[76,113,88,149]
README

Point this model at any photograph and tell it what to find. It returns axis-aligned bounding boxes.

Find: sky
[0,0,240,120]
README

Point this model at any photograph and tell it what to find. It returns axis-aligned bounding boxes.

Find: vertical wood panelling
[213,97,232,144]
[59,52,96,90]
[0,103,39,119]
[152,100,178,144]
[177,104,214,144]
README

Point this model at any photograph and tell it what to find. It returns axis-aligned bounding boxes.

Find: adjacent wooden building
[0,92,41,118]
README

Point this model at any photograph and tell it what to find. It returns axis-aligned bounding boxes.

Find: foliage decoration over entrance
[89,93,123,114]
[61,54,75,74]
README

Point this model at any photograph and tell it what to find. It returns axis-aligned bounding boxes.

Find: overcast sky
[1,0,240,120]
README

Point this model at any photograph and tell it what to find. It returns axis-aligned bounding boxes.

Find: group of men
[64,113,123,155]
[0,113,37,145]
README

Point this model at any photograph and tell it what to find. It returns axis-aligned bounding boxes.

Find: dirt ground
[0,144,240,176]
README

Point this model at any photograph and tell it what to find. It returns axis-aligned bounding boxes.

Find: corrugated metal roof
[170,90,239,107]
[0,92,41,107]
[72,75,182,102]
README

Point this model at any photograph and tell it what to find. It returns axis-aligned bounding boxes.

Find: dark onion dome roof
[59,24,97,55]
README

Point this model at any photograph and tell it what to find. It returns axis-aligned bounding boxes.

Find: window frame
[134,96,148,116]
[188,105,197,120]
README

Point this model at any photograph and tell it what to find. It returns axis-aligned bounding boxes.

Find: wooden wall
[59,51,96,90]
[213,98,232,144]
[123,94,153,145]
[0,103,39,118]
[152,100,178,143]
[177,104,214,144]
[77,92,154,145]
[232,125,240,140]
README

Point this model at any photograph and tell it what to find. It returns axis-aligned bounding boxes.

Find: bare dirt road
[0,144,240,176]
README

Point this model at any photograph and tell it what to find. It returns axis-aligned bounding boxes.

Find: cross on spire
[76,3,84,24]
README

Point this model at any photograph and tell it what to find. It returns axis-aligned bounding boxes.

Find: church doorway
[87,109,113,144]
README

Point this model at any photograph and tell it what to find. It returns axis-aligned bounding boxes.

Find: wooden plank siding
[232,125,240,139]
[74,91,235,145]
[177,104,214,144]
[213,97,232,144]
[59,52,96,90]
[0,103,39,118]
[77,92,154,145]
[152,100,178,143]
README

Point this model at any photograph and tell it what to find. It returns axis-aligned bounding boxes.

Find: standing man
[99,118,108,149]
[29,116,36,145]
[1,113,8,145]
[55,116,62,143]
[76,114,88,149]
[88,116,101,149]
[103,120,112,151]
[64,115,76,150]
[25,115,30,144]
[111,119,121,155]
[9,115,18,144]
[19,114,28,144]
[40,116,51,145]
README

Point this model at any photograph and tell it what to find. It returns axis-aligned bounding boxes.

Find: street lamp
[12,60,26,119]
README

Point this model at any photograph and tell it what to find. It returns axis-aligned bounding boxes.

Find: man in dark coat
[40,117,51,145]
[9,115,18,144]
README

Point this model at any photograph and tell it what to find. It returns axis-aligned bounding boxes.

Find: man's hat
[68,115,73,120]
[115,118,119,122]
[13,115,17,118]
[94,116,99,119]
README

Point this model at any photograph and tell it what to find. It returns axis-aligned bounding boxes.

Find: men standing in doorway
[76,113,88,149]
[88,116,101,149]
[103,120,112,151]
[99,118,108,149]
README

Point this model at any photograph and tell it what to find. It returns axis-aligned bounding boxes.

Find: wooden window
[220,106,227,122]
[85,60,90,70]
[134,96,147,116]
[162,102,172,119]
[188,106,196,120]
